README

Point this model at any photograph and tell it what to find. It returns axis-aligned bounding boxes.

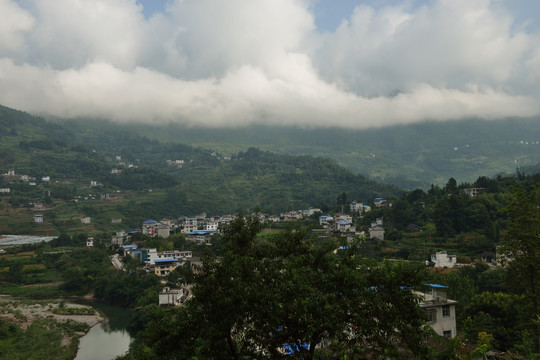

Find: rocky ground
[0,296,104,330]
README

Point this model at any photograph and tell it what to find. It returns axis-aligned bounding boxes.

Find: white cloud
[0,0,538,128]
[0,0,34,53]
[24,0,148,69]
[314,0,530,96]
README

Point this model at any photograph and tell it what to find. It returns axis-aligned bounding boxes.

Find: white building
[431,251,457,268]
[369,218,385,240]
[159,287,188,307]
[419,284,458,339]
[319,215,333,226]
[464,188,484,197]
[203,223,219,231]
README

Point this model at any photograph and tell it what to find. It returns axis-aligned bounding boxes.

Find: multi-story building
[419,284,458,339]
[154,258,180,276]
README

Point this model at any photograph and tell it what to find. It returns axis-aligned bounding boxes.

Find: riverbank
[0,297,105,359]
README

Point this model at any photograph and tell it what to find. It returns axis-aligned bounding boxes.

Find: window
[443,330,452,338]
[426,310,436,323]
[442,305,450,317]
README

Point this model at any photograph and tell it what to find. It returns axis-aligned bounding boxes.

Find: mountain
[109,118,540,189]
[0,105,399,235]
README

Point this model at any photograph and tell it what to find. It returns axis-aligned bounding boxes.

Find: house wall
[424,303,457,338]
[369,227,385,240]
[432,252,457,268]
[154,262,179,276]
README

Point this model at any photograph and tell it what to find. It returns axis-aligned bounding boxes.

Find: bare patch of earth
[0,299,103,330]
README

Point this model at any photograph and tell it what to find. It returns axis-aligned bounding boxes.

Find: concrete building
[159,287,186,306]
[154,258,180,276]
[464,188,484,197]
[419,284,458,339]
[369,218,385,240]
[431,251,457,268]
[156,224,170,238]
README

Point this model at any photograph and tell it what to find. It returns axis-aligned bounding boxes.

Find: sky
[1,0,539,129]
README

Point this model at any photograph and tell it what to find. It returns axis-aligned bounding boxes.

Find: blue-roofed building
[319,215,333,226]
[154,258,179,276]
[418,284,457,339]
[338,221,353,232]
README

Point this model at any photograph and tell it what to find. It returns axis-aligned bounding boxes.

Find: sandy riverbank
[0,297,104,330]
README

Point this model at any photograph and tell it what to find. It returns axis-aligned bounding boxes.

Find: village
[89,197,468,343]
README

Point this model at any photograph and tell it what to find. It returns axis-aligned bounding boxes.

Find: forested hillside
[115,118,540,189]
[0,105,398,235]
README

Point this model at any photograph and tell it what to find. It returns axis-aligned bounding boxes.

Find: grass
[0,284,67,299]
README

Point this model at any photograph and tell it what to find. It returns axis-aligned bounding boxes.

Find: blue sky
[1,0,539,128]
[137,0,540,31]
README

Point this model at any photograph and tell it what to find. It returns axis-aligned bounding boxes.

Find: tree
[500,185,540,354]
[462,292,526,351]
[131,214,433,359]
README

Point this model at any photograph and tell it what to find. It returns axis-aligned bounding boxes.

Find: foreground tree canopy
[500,185,540,354]
[126,215,433,359]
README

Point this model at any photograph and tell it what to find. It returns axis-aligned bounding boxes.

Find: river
[75,301,133,360]
[0,234,56,246]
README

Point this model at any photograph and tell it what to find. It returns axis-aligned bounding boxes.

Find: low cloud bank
[0,0,539,128]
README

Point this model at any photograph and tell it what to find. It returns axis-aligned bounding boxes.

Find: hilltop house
[464,188,484,197]
[431,251,457,268]
[369,218,385,240]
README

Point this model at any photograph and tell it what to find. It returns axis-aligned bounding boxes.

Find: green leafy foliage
[130,214,432,359]
[500,185,540,353]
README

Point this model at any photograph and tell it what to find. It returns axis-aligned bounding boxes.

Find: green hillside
[0,105,399,235]
[115,118,540,189]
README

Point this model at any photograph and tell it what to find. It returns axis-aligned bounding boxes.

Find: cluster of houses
[121,245,201,277]
[1,169,51,189]
[98,198,461,340]
[109,198,387,250]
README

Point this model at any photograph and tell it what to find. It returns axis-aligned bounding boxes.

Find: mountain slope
[0,105,399,234]
[116,118,540,188]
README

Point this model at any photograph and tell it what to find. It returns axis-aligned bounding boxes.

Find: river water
[0,234,56,246]
[74,301,133,360]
